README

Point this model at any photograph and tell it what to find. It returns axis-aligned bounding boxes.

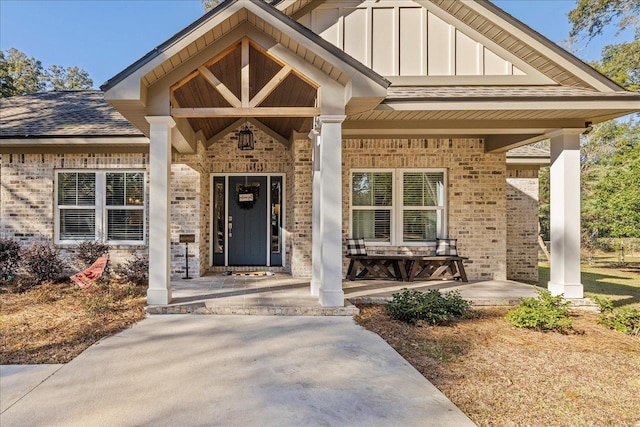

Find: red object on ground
[71,257,108,288]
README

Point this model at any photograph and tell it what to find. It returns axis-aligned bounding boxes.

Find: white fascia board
[104,2,247,101]
[0,137,149,146]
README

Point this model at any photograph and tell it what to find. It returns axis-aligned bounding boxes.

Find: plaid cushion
[346,238,367,256]
[436,238,458,256]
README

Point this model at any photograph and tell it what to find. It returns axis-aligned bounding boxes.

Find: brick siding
[1,134,532,283]
[0,153,148,272]
[506,168,539,282]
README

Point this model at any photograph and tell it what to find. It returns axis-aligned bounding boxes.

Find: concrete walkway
[148,273,538,315]
[1,315,474,427]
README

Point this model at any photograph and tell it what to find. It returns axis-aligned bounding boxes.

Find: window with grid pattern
[56,171,145,244]
[351,169,446,245]
[351,171,393,242]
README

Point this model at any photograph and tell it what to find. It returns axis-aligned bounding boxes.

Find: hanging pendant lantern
[237,121,254,150]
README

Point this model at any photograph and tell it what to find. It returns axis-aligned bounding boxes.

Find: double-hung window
[56,171,145,244]
[350,169,447,245]
[351,171,394,243]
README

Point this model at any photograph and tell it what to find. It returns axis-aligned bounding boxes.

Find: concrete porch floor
[147,273,539,315]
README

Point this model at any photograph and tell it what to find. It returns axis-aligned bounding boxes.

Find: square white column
[548,129,583,299]
[310,129,322,296]
[318,115,346,307]
[146,116,176,305]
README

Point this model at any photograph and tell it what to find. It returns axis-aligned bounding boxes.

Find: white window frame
[54,170,146,246]
[350,168,448,246]
[350,169,396,246]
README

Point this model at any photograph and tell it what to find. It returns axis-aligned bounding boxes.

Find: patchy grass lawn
[355,305,640,427]
[538,261,640,309]
[0,281,146,364]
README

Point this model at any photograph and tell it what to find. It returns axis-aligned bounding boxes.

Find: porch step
[146,303,360,316]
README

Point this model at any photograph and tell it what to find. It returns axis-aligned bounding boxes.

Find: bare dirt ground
[1,281,146,364]
[3,278,639,426]
[355,305,640,427]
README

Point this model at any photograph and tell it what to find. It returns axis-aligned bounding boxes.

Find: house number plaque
[179,234,196,243]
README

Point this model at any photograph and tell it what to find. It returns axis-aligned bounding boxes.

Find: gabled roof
[0,91,142,138]
[101,0,389,92]
[423,0,624,92]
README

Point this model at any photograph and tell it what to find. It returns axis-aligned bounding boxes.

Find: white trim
[349,168,448,246]
[210,172,286,267]
[397,168,448,244]
[349,168,395,246]
[54,169,147,246]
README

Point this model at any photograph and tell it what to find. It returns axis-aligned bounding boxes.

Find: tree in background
[44,65,93,92]
[550,0,640,251]
[202,0,221,10]
[568,0,639,40]
[0,48,46,97]
[0,48,93,98]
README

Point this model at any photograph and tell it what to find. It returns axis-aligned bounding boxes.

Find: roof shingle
[0,91,143,138]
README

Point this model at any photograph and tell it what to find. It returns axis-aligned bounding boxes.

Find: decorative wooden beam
[170,69,200,93]
[249,65,292,108]
[172,107,320,118]
[198,66,241,108]
[241,37,250,108]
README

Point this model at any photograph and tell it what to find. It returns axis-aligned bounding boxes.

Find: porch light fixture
[237,121,254,150]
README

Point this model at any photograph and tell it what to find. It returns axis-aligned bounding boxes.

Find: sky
[0,0,634,89]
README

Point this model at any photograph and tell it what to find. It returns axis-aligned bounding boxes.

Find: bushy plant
[594,297,640,336]
[506,290,572,332]
[114,254,149,286]
[20,243,65,288]
[0,238,21,281]
[387,288,471,325]
[76,240,109,266]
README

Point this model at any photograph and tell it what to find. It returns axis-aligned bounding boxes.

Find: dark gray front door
[228,176,267,266]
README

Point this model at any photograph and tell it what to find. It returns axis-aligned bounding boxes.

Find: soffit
[138,6,388,91]
[386,86,639,100]
[347,108,634,123]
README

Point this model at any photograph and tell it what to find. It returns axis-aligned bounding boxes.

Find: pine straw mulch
[355,305,640,427]
[0,281,146,364]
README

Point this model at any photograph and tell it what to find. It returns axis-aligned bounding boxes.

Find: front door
[228,176,268,266]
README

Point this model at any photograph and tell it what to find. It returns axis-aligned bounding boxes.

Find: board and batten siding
[298,1,524,77]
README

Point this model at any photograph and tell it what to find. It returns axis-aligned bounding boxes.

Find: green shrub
[20,243,66,289]
[506,290,572,332]
[0,238,21,282]
[387,288,472,325]
[594,297,640,336]
[115,254,148,286]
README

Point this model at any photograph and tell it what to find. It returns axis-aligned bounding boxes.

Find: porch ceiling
[171,39,317,143]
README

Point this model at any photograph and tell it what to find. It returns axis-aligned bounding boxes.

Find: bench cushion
[436,238,458,256]
[346,238,367,256]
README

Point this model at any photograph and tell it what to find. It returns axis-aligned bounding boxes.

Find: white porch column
[310,128,322,296]
[318,115,346,307]
[146,116,176,305]
[548,129,584,298]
